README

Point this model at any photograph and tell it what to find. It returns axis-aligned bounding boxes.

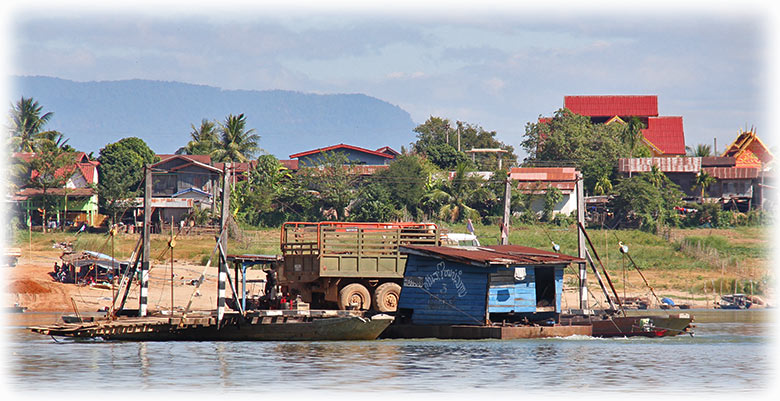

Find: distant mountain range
[10,76,417,159]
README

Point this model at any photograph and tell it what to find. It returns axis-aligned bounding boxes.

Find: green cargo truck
[279,222,439,311]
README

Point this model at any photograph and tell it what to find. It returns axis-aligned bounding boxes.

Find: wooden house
[397,244,583,325]
[144,155,222,226]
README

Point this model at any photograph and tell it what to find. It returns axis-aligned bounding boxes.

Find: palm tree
[685,144,712,157]
[621,117,645,158]
[421,162,487,222]
[646,165,665,188]
[8,97,56,152]
[177,119,219,155]
[212,114,261,163]
[692,169,716,200]
[594,174,613,196]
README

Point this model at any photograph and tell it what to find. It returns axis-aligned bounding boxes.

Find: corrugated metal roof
[564,95,658,117]
[642,116,686,155]
[400,244,583,267]
[289,143,395,159]
[701,157,736,167]
[157,154,213,165]
[704,167,759,179]
[618,157,701,173]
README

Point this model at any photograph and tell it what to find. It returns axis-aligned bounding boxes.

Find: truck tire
[338,283,371,310]
[374,282,402,312]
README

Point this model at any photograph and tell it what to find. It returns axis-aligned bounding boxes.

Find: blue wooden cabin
[398,244,583,325]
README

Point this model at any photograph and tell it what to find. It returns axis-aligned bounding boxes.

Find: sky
[3,0,779,159]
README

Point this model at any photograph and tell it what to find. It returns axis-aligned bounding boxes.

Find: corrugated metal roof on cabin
[400,244,583,267]
[618,157,701,173]
[703,167,759,179]
[642,116,686,155]
[564,95,659,117]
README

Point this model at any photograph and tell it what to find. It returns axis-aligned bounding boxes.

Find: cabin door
[534,267,555,310]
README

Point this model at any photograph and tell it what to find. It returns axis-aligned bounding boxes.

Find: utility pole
[217,163,231,322]
[140,164,152,317]
[457,122,461,152]
[501,175,511,245]
[576,171,588,312]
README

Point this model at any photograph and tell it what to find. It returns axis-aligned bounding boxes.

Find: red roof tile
[564,95,658,117]
[641,116,686,155]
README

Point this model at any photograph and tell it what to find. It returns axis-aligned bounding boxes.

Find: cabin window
[513,267,526,281]
[534,267,555,307]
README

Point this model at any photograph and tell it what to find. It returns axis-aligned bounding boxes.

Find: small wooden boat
[717,294,752,309]
[30,310,394,341]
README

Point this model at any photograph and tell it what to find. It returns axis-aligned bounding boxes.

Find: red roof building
[560,95,686,156]
[564,95,658,119]
[721,128,774,170]
[640,117,686,156]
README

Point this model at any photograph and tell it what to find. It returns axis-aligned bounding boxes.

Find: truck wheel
[338,283,371,310]
[374,282,402,312]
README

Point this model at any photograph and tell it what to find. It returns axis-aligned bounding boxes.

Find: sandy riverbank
[4,253,267,314]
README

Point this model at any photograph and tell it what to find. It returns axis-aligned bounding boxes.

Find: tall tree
[300,151,360,221]
[594,174,613,196]
[421,162,489,222]
[692,169,716,200]
[620,117,646,158]
[97,137,159,224]
[521,108,630,193]
[610,171,683,232]
[212,113,260,163]
[373,154,436,219]
[177,119,219,156]
[413,116,516,170]
[8,97,57,152]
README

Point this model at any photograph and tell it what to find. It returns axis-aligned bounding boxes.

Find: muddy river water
[4,309,776,397]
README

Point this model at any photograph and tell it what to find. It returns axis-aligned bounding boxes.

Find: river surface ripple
[4,309,776,395]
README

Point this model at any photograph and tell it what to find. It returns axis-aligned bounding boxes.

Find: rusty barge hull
[381,324,591,339]
[29,311,393,341]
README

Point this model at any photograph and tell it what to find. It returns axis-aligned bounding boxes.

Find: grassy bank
[12,222,771,297]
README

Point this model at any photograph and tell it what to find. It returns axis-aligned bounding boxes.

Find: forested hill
[10,76,417,158]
